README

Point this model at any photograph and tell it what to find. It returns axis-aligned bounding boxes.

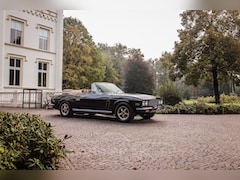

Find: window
[10,20,23,45]
[38,62,48,87]
[9,58,21,86]
[39,28,49,50]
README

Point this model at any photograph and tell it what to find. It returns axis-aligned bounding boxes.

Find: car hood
[111,93,156,100]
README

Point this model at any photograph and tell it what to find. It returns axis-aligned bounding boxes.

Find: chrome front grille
[149,99,159,107]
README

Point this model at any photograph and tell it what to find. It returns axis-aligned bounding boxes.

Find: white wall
[0,11,5,91]
[55,10,63,92]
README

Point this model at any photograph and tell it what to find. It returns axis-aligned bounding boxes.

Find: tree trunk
[212,64,220,104]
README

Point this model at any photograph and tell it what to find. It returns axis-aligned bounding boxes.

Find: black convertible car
[51,82,162,122]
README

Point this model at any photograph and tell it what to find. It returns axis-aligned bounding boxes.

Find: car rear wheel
[60,102,73,117]
[115,103,134,123]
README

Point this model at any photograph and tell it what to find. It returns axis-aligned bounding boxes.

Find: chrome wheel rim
[117,105,130,121]
[61,103,70,116]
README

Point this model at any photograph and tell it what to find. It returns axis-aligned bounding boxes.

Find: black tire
[140,113,155,119]
[115,103,134,123]
[59,101,73,117]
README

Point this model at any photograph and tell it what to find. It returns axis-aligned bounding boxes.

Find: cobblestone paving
[1,107,240,170]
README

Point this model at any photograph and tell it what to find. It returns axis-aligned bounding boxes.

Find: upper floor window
[39,28,49,50]
[9,57,22,86]
[10,20,23,45]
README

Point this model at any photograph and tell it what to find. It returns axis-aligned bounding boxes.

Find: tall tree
[63,17,105,89]
[101,51,120,84]
[98,43,128,86]
[172,10,240,104]
[123,49,155,94]
[155,52,174,85]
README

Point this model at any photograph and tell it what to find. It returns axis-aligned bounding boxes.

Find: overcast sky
[63,10,183,59]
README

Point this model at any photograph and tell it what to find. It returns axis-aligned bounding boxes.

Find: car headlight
[142,100,149,106]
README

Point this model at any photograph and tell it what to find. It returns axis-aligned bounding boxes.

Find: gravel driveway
[1,107,240,170]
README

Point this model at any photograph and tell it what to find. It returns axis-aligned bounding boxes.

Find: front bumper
[136,105,162,114]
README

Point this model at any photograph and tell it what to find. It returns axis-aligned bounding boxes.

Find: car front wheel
[60,102,73,117]
[115,103,134,123]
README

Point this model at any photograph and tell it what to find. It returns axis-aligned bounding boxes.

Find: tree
[172,10,240,104]
[155,52,175,85]
[98,43,128,86]
[63,17,105,89]
[101,51,120,84]
[123,49,155,94]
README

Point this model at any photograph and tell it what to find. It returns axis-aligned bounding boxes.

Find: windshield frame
[93,82,124,94]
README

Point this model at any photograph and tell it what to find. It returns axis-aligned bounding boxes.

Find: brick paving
[1,107,240,170]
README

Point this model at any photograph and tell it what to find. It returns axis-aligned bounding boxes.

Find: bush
[197,94,240,104]
[158,103,240,114]
[158,82,182,106]
[197,96,215,103]
[158,105,176,114]
[0,112,66,170]
[218,104,240,114]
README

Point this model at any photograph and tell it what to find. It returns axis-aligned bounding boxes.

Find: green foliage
[0,112,66,170]
[102,52,120,84]
[123,49,155,94]
[63,17,105,89]
[158,103,240,114]
[220,93,240,104]
[98,43,128,86]
[150,52,174,85]
[158,82,182,106]
[172,10,240,104]
[197,94,240,104]
[197,96,215,103]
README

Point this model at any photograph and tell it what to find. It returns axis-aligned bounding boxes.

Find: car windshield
[94,82,124,93]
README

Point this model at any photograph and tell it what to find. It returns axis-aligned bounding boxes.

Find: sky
[1,0,237,59]
[2,0,239,10]
[63,10,183,59]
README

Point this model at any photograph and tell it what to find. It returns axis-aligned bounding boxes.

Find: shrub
[0,112,67,170]
[158,82,182,106]
[158,105,176,114]
[197,96,215,103]
[218,105,240,114]
[173,103,196,114]
[158,103,240,114]
[220,93,239,104]
[197,94,240,104]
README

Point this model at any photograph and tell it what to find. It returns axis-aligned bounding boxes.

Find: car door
[74,93,110,111]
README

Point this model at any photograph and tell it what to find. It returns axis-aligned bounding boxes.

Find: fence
[0,90,62,108]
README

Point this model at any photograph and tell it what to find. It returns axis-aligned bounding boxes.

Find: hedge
[158,103,240,114]
[0,112,67,170]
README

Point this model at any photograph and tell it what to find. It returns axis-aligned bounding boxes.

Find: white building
[0,10,63,107]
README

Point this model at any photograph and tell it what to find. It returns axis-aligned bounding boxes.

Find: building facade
[0,10,63,107]
[0,10,63,93]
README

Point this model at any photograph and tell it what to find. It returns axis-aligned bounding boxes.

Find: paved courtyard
[1,107,240,170]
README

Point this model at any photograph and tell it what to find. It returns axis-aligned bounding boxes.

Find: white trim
[36,24,53,33]
[6,53,27,62]
[35,58,53,65]
[6,15,28,26]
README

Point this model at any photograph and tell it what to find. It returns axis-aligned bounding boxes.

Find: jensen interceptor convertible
[51,82,163,122]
